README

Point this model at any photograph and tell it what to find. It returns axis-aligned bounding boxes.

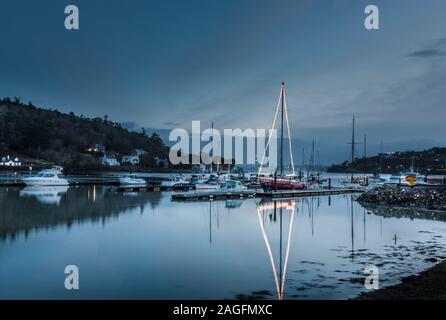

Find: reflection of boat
[119,174,147,186]
[257,199,296,300]
[225,200,242,209]
[20,185,69,205]
[21,167,69,186]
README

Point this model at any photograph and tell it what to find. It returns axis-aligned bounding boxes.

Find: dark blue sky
[1,0,446,162]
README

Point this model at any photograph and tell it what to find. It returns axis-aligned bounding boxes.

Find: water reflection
[20,186,69,205]
[0,186,161,241]
[257,200,296,300]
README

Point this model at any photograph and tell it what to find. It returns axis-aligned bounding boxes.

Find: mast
[350,115,356,182]
[379,140,383,174]
[210,122,214,174]
[280,83,285,177]
[363,134,367,177]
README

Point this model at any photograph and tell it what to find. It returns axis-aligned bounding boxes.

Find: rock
[357,186,446,211]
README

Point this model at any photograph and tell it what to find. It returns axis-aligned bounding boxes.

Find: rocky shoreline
[357,186,446,211]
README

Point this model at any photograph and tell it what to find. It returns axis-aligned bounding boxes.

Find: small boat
[160,175,189,187]
[195,174,220,191]
[384,172,427,186]
[22,167,69,186]
[119,174,147,186]
[195,182,220,191]
[219,179,247,192]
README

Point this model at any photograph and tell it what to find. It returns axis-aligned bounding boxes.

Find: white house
[132,149,147,157]
[0,155,21,167]
[100,154,120,167]
[122,155,140,166]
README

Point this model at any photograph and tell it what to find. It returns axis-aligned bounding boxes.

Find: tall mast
[351,116,355,164]
[210,121,214,174]
[363,134,367,177]
[280,82,285,177]
[351,115,355,182]
[379,140,383,174]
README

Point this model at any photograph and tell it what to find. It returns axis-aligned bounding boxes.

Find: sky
[1,0,445,163]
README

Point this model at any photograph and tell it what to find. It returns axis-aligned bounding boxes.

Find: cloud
[409,49,446,58]
[408,38,446,58]
[163,121,180,127]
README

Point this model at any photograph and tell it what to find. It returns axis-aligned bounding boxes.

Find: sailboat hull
[259,178,306,192]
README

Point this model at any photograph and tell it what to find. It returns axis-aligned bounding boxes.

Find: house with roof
[0,155,21,167]
[100,154,120,167]
[122,155,140,166]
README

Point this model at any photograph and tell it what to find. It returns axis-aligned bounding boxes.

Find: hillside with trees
[327,147,446,175]
[0,97,168,169]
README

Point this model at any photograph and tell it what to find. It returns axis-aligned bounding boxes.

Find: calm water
[1,185,446,300]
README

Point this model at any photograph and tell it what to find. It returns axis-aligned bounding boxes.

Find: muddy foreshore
[355,186,446,299]
[355,261,446,300]
[357,186,446,211]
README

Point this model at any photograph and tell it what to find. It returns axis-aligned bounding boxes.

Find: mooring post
[328,177,331,190]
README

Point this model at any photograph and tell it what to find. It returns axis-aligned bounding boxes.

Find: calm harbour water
[1,185,446,300]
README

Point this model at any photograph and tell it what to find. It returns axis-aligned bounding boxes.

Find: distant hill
[327,147,446,175]
[0,97,168,168]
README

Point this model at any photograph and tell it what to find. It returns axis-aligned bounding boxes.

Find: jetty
[171,189,257,201]
[171,188,364,202]
[256,188,363,199]
[113,184,195,193]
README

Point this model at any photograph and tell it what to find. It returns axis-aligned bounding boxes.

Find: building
[0,155,21,167]
[132,149,147,157]
[122,155,140,166]
[87,144,106,153]
[100,154,120,166]
[121,149,147,166]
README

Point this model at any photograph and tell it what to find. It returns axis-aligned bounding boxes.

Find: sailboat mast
[379,140,383,174]
[210,121,214,174]
[363,134,367,175]
[351,115,355,182]
[351,116,355,164]
[280,83,285,177]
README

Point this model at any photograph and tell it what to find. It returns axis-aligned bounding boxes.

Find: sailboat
[258,82,306,191]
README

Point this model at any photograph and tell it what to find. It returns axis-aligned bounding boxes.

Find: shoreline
[355,260,446,300]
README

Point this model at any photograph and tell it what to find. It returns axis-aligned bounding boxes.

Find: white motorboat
[119,174,147,186]
[22,167,69,186]
[195,183,220,191]
[218,180,247,192]
[384,172,427,186]
[160,175,189,187]
[195,174,220,191]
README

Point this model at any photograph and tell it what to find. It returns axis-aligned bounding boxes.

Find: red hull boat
[259,177,306,191]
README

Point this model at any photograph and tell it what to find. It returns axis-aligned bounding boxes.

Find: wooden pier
[114,184,196,193]
[256,188,364,199]
[172,190,257,201]
[171,188,364,202]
